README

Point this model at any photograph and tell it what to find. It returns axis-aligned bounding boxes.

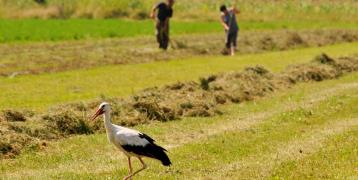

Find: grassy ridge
[1,43,357,110]
[1,0,357,22]
[1,72,357,179]
[2,19,358,43]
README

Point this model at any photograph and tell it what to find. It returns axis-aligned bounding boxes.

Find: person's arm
[231,0,240,14]
[231,6,240,14]
[220,13,229,31]
[150,4,158,19]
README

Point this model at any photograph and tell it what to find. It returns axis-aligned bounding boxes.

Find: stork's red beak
[91,108,104,121]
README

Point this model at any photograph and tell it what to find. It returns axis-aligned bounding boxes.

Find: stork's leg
[124,157,133,180]
[124,157,147,180]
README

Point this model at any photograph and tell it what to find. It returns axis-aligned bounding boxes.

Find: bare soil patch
[1,53,358,158]
[1,29,358,77]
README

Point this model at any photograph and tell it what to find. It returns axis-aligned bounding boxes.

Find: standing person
[220,2,240,56]
[150,0,175,50]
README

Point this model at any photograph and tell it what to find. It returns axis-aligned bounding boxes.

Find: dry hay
[1,110,31,122]
[1,53,358,158]
[185,29,358,56]
[42,111,93,135]
[2,29,358,77]
[0,121,48,158]
[56,53,357,128]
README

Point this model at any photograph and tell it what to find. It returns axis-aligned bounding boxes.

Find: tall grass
[0,0,357,22]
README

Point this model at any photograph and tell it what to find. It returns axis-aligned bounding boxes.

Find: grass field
[2,29,356,77]
[1,71,357,179]
[0,0,358,43]
[1,1,358,178]
[0,19,220,43]
[1,19,358,43]
[1,42,357,110]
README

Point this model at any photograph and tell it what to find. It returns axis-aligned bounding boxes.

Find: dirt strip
[1,29,358,77]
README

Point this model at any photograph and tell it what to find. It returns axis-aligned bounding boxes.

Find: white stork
[91,102,171,180]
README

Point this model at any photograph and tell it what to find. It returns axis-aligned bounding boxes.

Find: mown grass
[0,42,357,110]
[271,129,358,179]
[1,72,357,179]
[1,19,358,43]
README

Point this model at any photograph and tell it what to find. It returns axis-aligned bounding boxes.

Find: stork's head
[91,102,110,120]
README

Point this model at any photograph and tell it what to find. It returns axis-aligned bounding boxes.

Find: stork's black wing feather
[122,133,171,166]
[139,133,155,144]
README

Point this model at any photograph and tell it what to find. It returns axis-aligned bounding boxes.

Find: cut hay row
[1,29,358,77]
[1,53,358,158]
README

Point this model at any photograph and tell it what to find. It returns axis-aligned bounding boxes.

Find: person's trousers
[226,30,238,49]
[156,21,170,50]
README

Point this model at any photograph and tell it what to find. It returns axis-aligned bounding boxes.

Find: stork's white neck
[103,111,113,131]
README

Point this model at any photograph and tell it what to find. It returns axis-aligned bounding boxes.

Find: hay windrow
[1,110,32,122]
[0,121,48,158]
[42,111,93,135]
[1,53,358,158]
[1,29,358,77]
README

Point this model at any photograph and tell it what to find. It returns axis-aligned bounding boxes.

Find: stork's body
[92,102,171,180]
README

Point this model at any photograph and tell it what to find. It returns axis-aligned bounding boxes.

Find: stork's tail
[151,144,172,166]
[159,151,171,166]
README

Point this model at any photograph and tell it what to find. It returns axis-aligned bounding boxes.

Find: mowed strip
[160,89,358,179]
[1,43,358,110]
[1,73,357,179]
[162,82,358,149]
[271,126,358,179]
[214,118,358,179]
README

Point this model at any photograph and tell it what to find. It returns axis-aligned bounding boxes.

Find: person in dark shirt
[150,0,175,50]
[220,1,240,56]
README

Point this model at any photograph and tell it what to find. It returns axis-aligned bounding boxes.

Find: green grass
[0,19,218,43]
[1,19,358,43]
[0,42,357,110]
[1,72,357,179]
[271,129,358,179]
